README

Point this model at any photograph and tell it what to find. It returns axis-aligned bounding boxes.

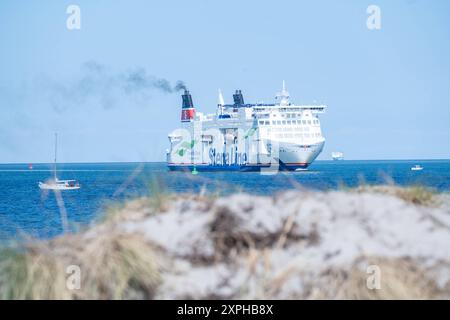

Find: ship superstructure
[167,82,326,172]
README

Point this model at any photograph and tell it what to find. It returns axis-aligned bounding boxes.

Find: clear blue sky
[1,0,449,163]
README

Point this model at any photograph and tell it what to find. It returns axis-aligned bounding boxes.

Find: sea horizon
[1,158,450,166]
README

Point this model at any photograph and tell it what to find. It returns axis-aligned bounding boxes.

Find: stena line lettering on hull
[208,148,248,167]
[166,82,327,172]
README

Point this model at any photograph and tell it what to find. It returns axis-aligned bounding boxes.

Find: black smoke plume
[39,61,187,111]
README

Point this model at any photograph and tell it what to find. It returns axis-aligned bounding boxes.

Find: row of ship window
[272,132,322,139]
[268,127,311,132]
[258,119,319,126]
[273,112,314,119]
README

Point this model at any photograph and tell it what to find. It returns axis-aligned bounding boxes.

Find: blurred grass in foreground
[0,232,160,299]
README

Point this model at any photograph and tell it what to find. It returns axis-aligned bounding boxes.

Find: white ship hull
[168,140,324,172]
[278,140,325,168]
[168,136,325,172]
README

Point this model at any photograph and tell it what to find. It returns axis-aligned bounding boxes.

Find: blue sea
[0,160,449,241]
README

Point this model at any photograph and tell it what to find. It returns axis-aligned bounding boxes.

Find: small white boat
[332,151,344,161]
[39,179,80,190]
[39,133,80,190]
[411,165,423,171]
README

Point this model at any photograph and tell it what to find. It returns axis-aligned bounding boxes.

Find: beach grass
[0,232,160,299]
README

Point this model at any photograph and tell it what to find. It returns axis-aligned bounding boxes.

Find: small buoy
[28,163,33,170]
[192,167,198,175]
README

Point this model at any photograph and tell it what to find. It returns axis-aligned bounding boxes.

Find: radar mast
[275,80,290,106]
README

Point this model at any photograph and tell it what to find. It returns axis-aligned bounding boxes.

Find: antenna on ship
[276,80,290,106]
[218,89,225,106]
[217,89,225,116]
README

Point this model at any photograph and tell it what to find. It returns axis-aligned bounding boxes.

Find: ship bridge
[220,81,326,116]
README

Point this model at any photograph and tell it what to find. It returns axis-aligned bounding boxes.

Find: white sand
[117,189,450,299]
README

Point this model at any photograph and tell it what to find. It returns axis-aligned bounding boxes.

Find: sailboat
[38,133,80,190]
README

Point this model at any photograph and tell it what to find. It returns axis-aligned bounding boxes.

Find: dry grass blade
[352,185,437,206]
[0,231,161,299]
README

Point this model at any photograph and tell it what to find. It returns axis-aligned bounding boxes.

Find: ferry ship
[167,82,326,172]
[331,151,344,161]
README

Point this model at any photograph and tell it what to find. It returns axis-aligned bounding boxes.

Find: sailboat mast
[54,133,57,181]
